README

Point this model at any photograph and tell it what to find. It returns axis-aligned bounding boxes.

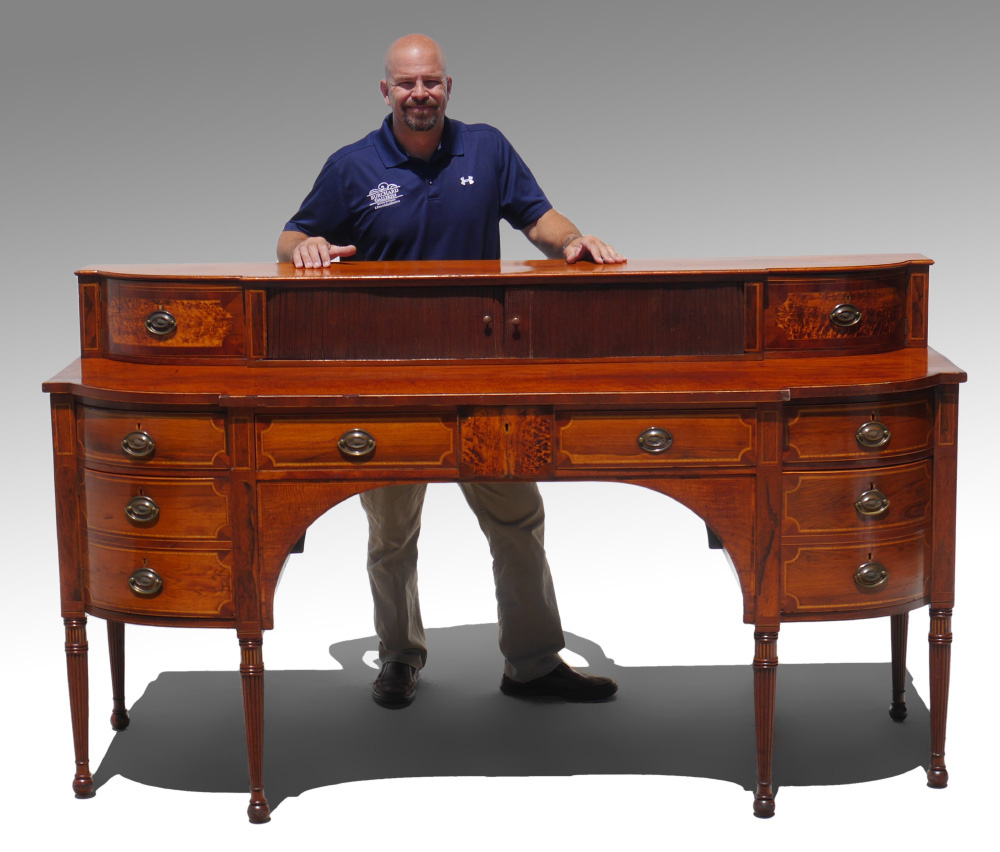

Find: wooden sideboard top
[76,254,933,283]
[44,347,965,408]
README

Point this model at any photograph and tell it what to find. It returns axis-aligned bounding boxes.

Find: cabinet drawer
[781,532,929,615]
[784,395,933,463]
[556,410,756,468]
[256,415,459,470]
[782,460,932,535]
[85,542,234,619]
[82,471,231,541]
[77,406,228,468]
[105,279,245,358]
[764,271,906,351]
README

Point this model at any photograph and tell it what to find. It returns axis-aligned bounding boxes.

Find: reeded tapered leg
[752,630,778,818]
[927,608,952,788]
[107,620,130,731]
[239,635,270,823]
[64,617,94,798]
[889,613,908,721]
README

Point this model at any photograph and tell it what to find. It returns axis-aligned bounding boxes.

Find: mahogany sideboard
[44,255,966,822]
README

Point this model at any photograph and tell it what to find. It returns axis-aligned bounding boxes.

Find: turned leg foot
[248,799,271,824]
[65,618,95,798]
[240,635,271,823]
[108,620,130,731]
[889,613,908,722]
[753,792,775,818]
[752,630,778,818]
[927,608,952,789]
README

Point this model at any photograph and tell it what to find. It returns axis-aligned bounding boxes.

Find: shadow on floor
[92,624,929,811]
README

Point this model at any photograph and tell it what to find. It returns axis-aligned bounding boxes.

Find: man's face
[381,45,452,133]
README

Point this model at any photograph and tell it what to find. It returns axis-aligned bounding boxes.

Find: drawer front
[105,279,245,357]
[784,396,933,463]
[764,271,906,351]
[77,406,229,468]
[782,460,932,535]
[781,532,929,614]
[85,542,234,619]
[257,415,459,470]
[82,471,231,541]
[556,410,756,468]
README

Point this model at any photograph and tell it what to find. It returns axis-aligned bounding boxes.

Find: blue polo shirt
[283,116,552,260]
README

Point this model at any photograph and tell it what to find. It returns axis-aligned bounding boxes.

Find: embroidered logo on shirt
[368,182,403,209]
[460,176,474,185]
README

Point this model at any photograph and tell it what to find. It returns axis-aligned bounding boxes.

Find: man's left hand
[564,235,626,264]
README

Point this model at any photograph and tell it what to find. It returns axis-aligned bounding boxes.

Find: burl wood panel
[256,414,458,470]
[459,407,554,479]
[81,471,231,541]
[780,530,930,615]
[505,280,745,358]
[556,410,756,468]
[267,286,501,360]
[77,407,229,468]
[764,271,906,351]
[782,460,932,535]
[85,542,234,618]
[784,394,934,463]
[105,280,245,357]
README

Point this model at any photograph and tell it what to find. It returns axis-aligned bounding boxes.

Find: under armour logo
[460,176,474,185]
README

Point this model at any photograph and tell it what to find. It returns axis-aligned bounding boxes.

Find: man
[278,34,625,708]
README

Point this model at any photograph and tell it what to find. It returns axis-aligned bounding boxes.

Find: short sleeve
[495,131,552,231]
[282,155,354,245]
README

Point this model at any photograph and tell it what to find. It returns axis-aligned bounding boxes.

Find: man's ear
[379,79,390,105]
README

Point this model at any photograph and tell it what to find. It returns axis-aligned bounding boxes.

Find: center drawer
[256,414,459,470]
[556,410,756,468]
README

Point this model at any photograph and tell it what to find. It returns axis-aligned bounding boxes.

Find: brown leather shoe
[500,662,618,701]
[372,661,419,708]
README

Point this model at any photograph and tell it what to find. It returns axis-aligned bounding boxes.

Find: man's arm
[522,209,625,264]
[277,229,358,268]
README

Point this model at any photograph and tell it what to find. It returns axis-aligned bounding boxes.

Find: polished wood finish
[46,256,964,821]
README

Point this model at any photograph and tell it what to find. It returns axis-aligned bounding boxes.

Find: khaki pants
[360,482,565,682]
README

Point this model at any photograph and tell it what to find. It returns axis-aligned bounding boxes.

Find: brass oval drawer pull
[637,427,673,454]
[128,567,163,597]
[144,309,177,337]
[855,488,890,517]
[121,430,156,459]
[854,560,889,589]
[830,303,862,329]
[124,495,160,523]
[856,419,891,449]
[338,428,376,459]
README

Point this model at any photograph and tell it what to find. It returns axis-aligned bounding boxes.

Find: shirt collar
[374,115,464,167]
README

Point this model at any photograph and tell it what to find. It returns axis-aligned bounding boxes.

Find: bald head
[380,34,452,153]
[384,34,447,81]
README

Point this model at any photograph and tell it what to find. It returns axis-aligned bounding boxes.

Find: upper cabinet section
[76,256,931,364]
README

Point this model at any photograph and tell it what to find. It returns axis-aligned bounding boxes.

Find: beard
[401,105,441,132]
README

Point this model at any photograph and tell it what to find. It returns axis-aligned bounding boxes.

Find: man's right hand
[278,232,357,268]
